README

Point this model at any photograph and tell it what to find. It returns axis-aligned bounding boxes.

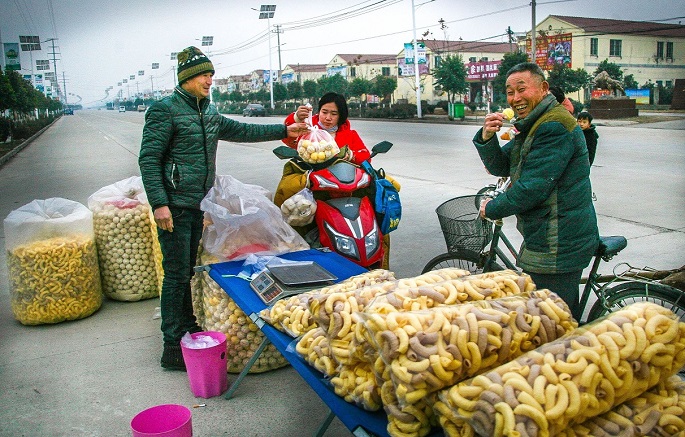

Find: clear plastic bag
[87,176,163,301]
[281,188,317,227]
[200,175,309,262]
[3,198,102,325]
[297,126,340,164]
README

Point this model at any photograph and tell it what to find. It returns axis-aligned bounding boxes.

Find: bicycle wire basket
[435,195,494,253]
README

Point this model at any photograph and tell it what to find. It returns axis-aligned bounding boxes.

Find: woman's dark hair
[318,92,348,126]
[577,111,593,122]
[506,62,546,83]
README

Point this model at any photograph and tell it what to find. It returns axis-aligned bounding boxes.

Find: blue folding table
[204,248,391,437]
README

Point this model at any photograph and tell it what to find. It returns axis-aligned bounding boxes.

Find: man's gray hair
[506,62,546,82]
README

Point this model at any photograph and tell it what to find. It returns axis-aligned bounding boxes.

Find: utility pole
[275,24,283,80]
[507,26,514,53]
[62,71,68,105]
[45,38,60,100]
[530,0,536,62]
[411,0,422,118]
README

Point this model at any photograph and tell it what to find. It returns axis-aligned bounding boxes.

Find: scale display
[249,262,337,305]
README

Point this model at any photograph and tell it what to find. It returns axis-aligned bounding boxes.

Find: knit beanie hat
[177,46,214,84]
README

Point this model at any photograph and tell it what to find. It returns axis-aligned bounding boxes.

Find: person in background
[549,85,575,114]
[473,62,599,321]
[139,46,307,370]
[577,111,599,166]
[283,92,371,165]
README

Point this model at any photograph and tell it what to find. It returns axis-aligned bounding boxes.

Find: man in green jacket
[473,62,599,321]
[139,46,307,370]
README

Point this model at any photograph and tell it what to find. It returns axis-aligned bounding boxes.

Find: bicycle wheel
[587,281,685,322]
[421,250,503,274]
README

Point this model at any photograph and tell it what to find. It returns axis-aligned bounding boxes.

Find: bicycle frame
[482,220,518,272]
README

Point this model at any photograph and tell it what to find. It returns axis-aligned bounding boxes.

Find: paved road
[0,110,683,436]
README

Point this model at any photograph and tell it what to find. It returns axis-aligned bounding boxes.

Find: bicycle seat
[597,236,627,261]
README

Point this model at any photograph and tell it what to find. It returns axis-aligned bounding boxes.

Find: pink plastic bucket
[130,404,192,437]
[180,331,228,398]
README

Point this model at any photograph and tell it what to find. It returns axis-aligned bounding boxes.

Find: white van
[118,106,126,112]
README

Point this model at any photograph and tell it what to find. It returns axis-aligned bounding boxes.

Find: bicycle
[421,189,685,324]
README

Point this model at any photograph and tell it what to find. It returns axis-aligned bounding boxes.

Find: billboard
[398,58,429,76]
[404,42,426,64]
[625,88,650,104]
[466,60,502,81]
[327,66,347,78]
[526,33,573,71]
[3,43,21,71]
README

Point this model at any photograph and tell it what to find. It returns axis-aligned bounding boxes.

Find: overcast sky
[1,0,683,107]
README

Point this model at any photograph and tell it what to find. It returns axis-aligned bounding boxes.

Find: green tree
[433,54,469,103]
[0,68,17,112]
[317,74,348,97]
[492,51,529,98]
[623,74,638,90]
[547,64,591,93]
[302,80,317,102]
[348,77,373,115]
[593,59,623,81]
[229,90,244,102]
[372,76,397,104]
[273,82,287,102]
[286,81,303,102]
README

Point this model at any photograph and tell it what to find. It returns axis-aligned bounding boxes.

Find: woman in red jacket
[283,92,370,164]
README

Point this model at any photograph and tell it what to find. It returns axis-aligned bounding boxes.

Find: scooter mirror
[370,141,393,157]
[273,146,299,160]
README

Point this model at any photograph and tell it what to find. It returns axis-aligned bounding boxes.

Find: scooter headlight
[325,223,360,260]
[365,227,380,258]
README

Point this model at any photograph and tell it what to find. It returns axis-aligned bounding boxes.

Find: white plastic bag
[87,176,163,301]
[281,188,317,227]
[200,175,309,262]
[297,126,340,164]
[3,198,102,325]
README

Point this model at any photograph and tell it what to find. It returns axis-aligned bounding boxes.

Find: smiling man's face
[506,70,549,119]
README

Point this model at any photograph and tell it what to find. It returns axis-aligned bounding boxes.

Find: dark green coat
[139,86,287,211]
[473,94,599,273]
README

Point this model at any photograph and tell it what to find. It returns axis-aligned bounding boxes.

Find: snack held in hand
[501,107,515,121]
[500,108,519,140]
[297,126,340,164]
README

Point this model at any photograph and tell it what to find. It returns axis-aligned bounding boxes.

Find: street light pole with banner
[257,5,276,110]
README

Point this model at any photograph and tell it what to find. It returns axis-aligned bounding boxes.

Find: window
[666,42,674,60]
[657,41,664,59]
[350,67,356,77]
[435,56,441,68]
[666,80,672,88]
[381,67,390,76]
[590,38,598,56]
[609,39,622,57]
[469,57,476,62]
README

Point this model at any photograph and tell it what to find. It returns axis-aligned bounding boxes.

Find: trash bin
[130,404,192,437]
[180,331,228,398]
[452,102,465,119]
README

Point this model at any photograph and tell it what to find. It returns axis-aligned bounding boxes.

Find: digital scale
[249,261,338,305]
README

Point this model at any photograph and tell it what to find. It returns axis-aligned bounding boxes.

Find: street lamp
[410,1,421,118]
[255,5,276,110]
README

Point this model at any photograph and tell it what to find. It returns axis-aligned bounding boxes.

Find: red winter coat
[283,113,371,164]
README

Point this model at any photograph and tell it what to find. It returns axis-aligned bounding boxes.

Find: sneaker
[161,344,186,371]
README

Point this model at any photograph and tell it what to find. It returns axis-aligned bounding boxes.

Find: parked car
[63,107,74,115]
[119,106,126,112]
[243,103,266,117]
[137,105,147,112]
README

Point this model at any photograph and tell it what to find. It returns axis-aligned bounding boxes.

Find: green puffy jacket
[139,86,287,211]
[473,94,599,273]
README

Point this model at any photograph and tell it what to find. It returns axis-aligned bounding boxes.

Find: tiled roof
[335,54,398,64]
[419,40,515,54]
[552,15,685,38]
[286,64,327,72]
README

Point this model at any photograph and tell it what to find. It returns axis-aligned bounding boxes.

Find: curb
[0,117,60,168]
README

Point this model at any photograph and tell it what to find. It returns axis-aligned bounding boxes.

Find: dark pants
[526,270,583,322]
[158,206,204,345]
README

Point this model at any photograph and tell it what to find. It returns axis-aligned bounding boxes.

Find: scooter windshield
[328,162,357,184]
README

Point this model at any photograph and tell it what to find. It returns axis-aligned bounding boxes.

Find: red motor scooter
[273,141,393,269]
